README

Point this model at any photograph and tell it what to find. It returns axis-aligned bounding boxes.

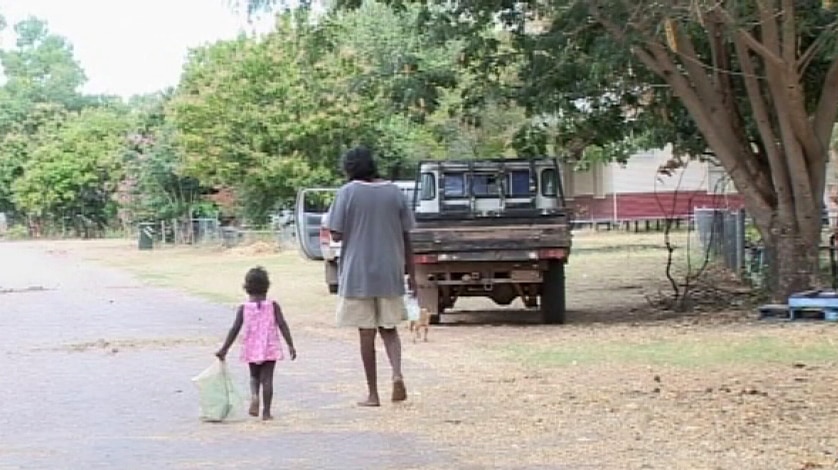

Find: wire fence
[132,216,298,252]
[693,208,748,277]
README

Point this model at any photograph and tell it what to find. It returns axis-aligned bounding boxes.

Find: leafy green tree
[13,106,131,235]
[301,0,838,299]
[0,16,88,218]
[168,12,410,222]
[0,17,86,118]
[121,92,211,236]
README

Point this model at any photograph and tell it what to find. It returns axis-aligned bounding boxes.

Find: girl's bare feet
[357,395,381,407]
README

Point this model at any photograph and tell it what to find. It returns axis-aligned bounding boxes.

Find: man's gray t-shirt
[327,180,415,298]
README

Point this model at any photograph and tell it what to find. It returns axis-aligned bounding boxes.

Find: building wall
[572,192,745,223]
[565,145,741,222]
[608,146,737,194]
[565,146,736,200]
[610,148,708,194]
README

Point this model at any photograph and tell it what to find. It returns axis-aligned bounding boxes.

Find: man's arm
[327,189,346,243]
[404,231,416,294]
[216,306,243,360]
[400,190,417,293]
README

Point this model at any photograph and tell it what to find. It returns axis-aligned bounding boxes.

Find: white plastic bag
[405,294,420,322]
[191,359,245,423]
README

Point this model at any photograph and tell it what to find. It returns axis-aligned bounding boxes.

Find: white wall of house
[610,146,714,194]
[565,145,737,198]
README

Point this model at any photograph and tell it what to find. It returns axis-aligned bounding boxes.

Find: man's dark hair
[341,146,379,182]
[244,266,270,296]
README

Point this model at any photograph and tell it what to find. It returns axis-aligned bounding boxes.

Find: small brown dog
[409,308,431,343]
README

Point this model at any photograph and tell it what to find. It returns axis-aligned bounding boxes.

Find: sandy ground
[2,230,838,470]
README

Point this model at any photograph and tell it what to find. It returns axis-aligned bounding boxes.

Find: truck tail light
[538,248,566,260]
[319,227,331,244]
[414,254,438,264]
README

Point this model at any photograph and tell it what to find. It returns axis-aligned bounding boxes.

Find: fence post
[735,209,746,276]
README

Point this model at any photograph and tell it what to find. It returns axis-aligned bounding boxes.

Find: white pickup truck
[318,180,417,294]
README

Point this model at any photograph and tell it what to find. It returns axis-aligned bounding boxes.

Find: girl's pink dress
[240,300,284,364]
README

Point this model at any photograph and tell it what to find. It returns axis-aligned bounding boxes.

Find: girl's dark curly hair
[244,266,270,296]
[341,146,379,182]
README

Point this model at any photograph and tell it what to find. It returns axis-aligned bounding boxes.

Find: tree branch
[814,59,838,150]
[733,31,793,215]
[671,19,724,114]
[780,0,796,66]
[797,21,838,73]
[756,0,821,224]
[716,6,784,67]
[589,4,665,76]
[590,1,776,220]
[768,0,826,187]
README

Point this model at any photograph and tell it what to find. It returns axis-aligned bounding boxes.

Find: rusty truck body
[410,158,572,324]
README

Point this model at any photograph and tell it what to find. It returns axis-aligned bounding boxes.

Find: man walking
[327,146,416,407]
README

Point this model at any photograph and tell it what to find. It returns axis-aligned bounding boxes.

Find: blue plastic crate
[788,290,838,321]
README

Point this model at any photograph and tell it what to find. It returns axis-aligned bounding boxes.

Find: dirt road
[0,243,447,470]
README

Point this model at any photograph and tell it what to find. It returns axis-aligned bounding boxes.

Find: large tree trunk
[589,1,838,301]
[759,218,822,300]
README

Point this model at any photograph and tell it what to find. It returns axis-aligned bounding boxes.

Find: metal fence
[693,208,747,276]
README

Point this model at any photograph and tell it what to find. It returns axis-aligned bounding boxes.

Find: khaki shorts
[336,296,407,329]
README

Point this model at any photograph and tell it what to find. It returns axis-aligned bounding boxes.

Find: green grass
[506,335,838,368]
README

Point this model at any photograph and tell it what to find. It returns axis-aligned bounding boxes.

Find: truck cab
[409,158,572,324]
[413,160,563,216]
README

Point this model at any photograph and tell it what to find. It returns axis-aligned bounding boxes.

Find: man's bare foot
[357,396,380,407]
[392,379,407,402]
[249,397,260,417]
[262,413,274,421]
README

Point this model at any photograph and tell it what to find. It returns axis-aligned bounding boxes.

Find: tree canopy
[0,5,530,231]
[308,0,838,298]
[5,1,838,297]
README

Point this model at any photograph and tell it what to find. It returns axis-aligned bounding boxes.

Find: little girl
[216,266,296,420]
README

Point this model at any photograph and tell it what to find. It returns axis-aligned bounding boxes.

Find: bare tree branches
[732,32,793,217]
[716,7,785,67]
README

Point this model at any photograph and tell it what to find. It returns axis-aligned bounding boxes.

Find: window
[541,169,558,197]
[471,173,501,197]
[507,170,531,197]
[443,173,467,198]
[420,173,436,200]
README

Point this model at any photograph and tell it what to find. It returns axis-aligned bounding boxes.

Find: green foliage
[122,92,209,225]
[0,17,89,215]
[167,17,355,221]
[0,4,567,234]
[169,6,469,221]
[0,17,87,115]
[12,106,132,232]
[3,224,30,240]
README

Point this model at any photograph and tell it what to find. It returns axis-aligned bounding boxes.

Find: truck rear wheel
[541,260,566,324]
[430,299,444,325]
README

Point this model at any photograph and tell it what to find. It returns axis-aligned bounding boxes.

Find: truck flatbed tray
[414,210,570,225]
[410,224,570,254]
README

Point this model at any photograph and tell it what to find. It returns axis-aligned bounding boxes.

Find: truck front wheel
[541,260,566,324]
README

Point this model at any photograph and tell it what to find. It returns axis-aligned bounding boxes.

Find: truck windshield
[444,173,467,198]
[471,173,501,196]
[442,170,531,198]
